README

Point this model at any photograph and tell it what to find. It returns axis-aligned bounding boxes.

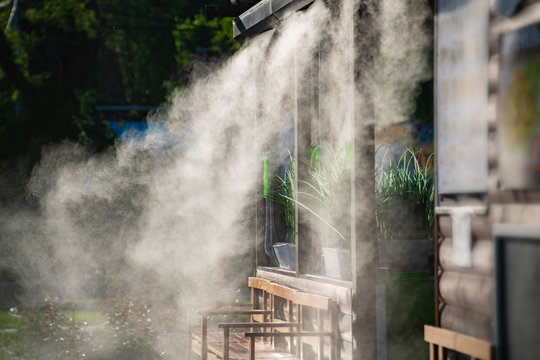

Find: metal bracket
[436,206,487,267]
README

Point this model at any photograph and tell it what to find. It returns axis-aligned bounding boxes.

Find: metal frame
[493,224,540,360]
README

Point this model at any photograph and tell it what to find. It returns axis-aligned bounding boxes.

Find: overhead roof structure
[232,0,314,38]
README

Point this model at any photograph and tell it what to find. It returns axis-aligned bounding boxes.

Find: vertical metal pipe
[434,214,440,327]
[433,0,441,329]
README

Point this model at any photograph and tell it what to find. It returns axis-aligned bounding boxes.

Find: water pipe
[205,1,262,19]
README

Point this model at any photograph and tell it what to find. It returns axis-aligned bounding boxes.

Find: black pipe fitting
[205,1,262,19]
[205,5,246,19]
[230,0,261,6]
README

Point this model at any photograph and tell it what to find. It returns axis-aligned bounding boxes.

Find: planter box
[321,247,351,280]
[273,243,296,271]
[377,239,431,272]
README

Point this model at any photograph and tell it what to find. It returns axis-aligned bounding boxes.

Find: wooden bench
[187,277,338,360]
[424,325,494,360]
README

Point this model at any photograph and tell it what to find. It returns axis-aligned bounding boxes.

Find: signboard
[436,0,490,194]
[499,23,540,189]
[494,225,540,360]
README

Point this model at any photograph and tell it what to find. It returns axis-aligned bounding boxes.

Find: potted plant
[375,147,434,272]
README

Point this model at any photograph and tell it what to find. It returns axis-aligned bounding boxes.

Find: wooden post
[318,309,324,360]
[429,343,436,360]
[434,214,440,327]
[201,316,208,360]
[223,327,230,360]
[263,290,268,339]
[297,305,303,359]
[351,122,377,360]
[289,299,295,353]
[186,313,192,360]
[251,287,255,325]
[330,308,336,360]
[438,345,447,359]
[294,34,317,277]
[271,293,275,346]
[250,336,256,360]
[351,1,379,359]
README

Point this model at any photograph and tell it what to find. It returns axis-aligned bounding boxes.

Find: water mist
[0,0,432,358]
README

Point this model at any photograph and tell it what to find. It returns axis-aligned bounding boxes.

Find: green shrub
[2,298,93,360]
[100,295,160,359]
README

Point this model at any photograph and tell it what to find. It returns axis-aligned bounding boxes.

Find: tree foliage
[0,0,238,165]
[165,13,240,95]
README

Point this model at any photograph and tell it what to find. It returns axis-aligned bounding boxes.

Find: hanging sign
[436,0,490,194]
[499,23,540,189]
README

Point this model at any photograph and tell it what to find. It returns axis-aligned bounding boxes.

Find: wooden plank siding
[433,1,540,348]
[439,239,493,275]
[439,272,493,316]
[439,305,493,342]
[435,214,494,341]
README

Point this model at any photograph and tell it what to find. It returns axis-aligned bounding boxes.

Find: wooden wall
[437,214,494,341]
[435,1,540,343]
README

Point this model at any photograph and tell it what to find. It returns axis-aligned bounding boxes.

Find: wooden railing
[188,277,338,360]
[424,325,494,360]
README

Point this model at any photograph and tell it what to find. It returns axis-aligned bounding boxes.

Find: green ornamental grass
[274,146,348,248]
[273,152,296,244]
[376,147,434,240]
[273,146,434,245]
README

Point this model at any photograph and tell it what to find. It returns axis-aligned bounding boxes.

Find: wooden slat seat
[188,277,338,360]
